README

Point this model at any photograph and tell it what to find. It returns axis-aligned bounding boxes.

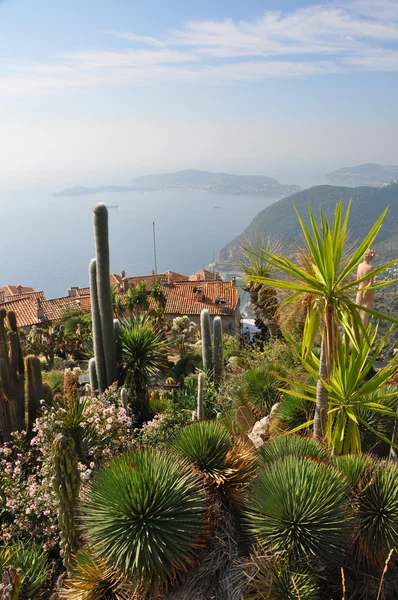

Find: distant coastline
[54,169,300,199]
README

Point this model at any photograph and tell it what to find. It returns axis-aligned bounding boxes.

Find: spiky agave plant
[82,449,208,592]
[355,462,398,568]
[0,540,50,598]
[242,367,282,414]
[61,549,134,600]
[258,434,329,468]
[244,548,320,600]
[172,420,257,492]
[331,453,375,495]
[246,455,354,566]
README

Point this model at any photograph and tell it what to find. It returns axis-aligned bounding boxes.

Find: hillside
[217,182,398,268]
[325,163,398,187]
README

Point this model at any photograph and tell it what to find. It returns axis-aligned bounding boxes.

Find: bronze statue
[355,248,376,327]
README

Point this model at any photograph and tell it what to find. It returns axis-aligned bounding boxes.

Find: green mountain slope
[218,183,398,266]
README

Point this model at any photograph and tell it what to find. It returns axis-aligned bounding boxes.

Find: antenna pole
[153,222,158,275]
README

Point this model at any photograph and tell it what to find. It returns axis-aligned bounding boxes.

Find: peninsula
[54,169,300,198]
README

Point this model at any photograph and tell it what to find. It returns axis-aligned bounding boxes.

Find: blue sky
[1,0,397,186]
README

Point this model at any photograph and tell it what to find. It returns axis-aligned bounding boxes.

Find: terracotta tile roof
[160,271,188,281]
[188,269,223,282]
[0,294,87,328]
[164,281,239,316]
[0,285,35,299]
[5,291,46,303]
[42,297,87,321]
[74,287,90,296]
[79,281,239,318]
[0,296,44,328]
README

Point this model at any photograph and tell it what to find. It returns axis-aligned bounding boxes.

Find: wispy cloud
[1,0,397,96]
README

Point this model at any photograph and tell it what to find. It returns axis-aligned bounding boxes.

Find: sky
[0,0,398,187]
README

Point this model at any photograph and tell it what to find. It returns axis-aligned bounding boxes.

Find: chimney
[167,272,172,285]
[68,286,79,297]
[36,298,44,320]
[122,277,129,292]
[121,269,126,279]
[151,269,155,276]
[17,285,22,295]
[231,276,236,288]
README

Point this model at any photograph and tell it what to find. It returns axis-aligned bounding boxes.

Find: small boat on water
[106,204,118,209]
[214,206,221,209]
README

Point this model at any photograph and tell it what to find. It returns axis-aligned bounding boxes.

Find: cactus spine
[200,309,213,374]
[88,357,98,393]
[213,316,223,387]
[93,204,118,388]
[197,372,205,420]
[52,433,80,573]
[89,258,107,393]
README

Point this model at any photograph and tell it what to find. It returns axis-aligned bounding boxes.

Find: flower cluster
[0,386,134,550]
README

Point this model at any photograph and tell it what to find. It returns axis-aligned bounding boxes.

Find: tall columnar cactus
[113,318,123,384]
[120,387,127,410]
[200,309,213,374]
[93,204,118,388]
[197,372,205,420]
[213,316,223,387]
[52,433,80,573]
[25,355,45,437]
[89,258,107,393]
[88,357,98,393]
[0,310,25,441]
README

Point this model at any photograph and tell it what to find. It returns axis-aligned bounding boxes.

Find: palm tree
[249,200,398,440]
[119,314,169,402]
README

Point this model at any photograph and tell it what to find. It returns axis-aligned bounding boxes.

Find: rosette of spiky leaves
[244,547,320,600]
[242,367,282,414]
[284,324,398,454]
[172,421,257,493]
[277,392,315,432]
[355,462,398,568]
[0,540,50,598]
[61,549,135,600]
[331,454,375,496]
[246,456,354,566]
[83,449,207,592]
[259,434,328,468]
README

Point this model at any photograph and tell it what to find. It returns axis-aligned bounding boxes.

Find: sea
[0,188,279,299]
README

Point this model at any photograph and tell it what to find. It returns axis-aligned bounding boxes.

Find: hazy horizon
[1,0,397,189]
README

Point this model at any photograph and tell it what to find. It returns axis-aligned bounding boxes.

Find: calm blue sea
[0,188,277,298]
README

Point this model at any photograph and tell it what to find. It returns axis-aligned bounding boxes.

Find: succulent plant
[197,371,205,420]
[213,316,223,387]
[258,434,328,467]
[172,420,257,493]
[83,449,207,591]
[246,455,354,566]
[89,258,107,393]
[200,309,213,375]
[0,541,50,599]
[52,433,80,572]
[88,357,98,393]
[93,204,118,389]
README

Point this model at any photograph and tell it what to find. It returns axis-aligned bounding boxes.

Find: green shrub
[246,456,354,565]
[42,369,64,395]
[259,435,328,467]
[173,352,202,380]
[83,449,208,590]
[175,372,219,419]
[223,334,240,362]
[137,408,191,448]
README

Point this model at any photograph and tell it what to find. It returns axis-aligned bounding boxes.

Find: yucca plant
[244,548,320,600]
[248,200,398,439]
[246,455,354,565]
[0,541,50,598]
[61,549,134,600]
[241,367,283,414]
[284,324,398,454]
[331,454,375,495]
[119,314,169,402]
[83,449,208,592]
[172,420,257,492]
[355,462,398,568]
[258,434,329,467]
